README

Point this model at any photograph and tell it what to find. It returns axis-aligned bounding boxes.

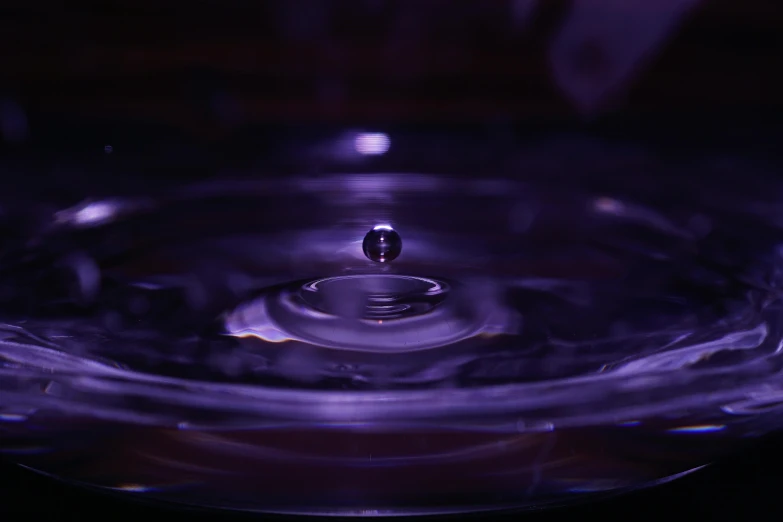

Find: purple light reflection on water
[0,159,782,514]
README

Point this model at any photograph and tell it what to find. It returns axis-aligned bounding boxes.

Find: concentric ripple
[1,167,783,514]
[224,274,515,352]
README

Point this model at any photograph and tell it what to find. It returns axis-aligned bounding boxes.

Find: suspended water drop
[362,225,402,263]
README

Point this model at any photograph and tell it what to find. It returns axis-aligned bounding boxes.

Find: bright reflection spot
[372,224,394,231]
[593,197,625,215]
[0,413,27,422]
[231,328,292,343]
[654,465,708,485]
[114,483,156,492]
[354,132,390,155]
[667,424,725,434]
[73,201,117,226]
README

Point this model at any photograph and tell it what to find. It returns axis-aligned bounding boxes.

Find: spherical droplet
[363,225,402,263]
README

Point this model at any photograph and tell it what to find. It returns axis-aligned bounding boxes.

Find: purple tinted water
[1,142,783,513]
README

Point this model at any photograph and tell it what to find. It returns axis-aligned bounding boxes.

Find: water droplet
[104,144,113,154]
[362,225,402,263]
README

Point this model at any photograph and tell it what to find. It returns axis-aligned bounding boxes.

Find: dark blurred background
[1,1,781,133]
[0,0,780,196]
[1,0,782,519]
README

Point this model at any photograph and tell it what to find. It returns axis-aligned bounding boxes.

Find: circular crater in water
[224,274,512,353]
[300,274,446,319]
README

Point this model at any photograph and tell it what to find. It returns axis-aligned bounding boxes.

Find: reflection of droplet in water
[104,145,113,154]
[363,225,402,263]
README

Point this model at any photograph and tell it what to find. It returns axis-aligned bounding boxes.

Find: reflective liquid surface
[1,133,783,513]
